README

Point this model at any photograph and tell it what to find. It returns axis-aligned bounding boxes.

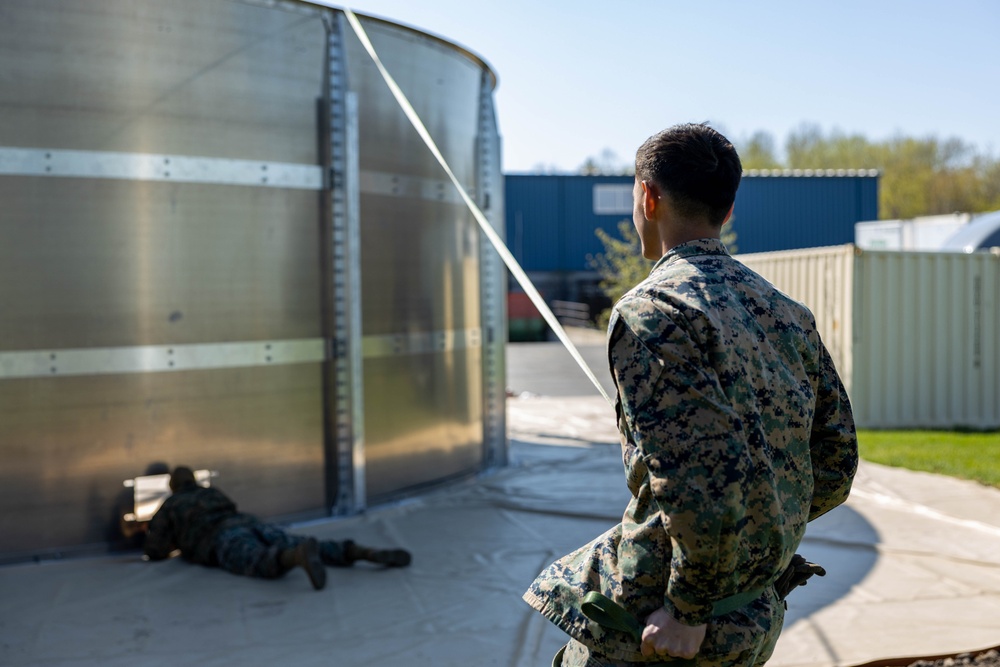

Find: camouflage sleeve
[143,500,177,561]
[610,302,752,626]
[807,338,858,521]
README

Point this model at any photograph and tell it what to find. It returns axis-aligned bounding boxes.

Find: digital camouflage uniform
[144,484,351,578]
[523,239,858,666]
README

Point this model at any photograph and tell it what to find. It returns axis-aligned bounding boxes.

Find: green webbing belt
[580,585,769,644]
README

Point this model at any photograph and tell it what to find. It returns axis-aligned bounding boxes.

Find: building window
[593,184,632,215]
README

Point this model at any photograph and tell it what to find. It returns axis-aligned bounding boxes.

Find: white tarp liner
[2,394,1000,666]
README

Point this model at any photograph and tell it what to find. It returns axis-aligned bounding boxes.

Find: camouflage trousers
[554,639,769,667]
[554,608,783,667]
[212,522,350,579]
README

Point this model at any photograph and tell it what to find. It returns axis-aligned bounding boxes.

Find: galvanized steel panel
[0,0,330,559]
[362,350,483,501]
[0,365,326,560]
[345,19,482,182]
[341,14,492,497]
[0,178,323,350]
[0,0,325,162]
[0,0,505,560]
[356,196,481,335]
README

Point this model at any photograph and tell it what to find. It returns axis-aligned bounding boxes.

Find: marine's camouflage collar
[651,237,730,273]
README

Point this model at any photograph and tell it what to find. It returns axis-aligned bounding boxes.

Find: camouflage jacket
[144,484,254,565]
[523,238,858,662]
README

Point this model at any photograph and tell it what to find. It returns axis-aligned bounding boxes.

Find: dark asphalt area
[506,338,616,399]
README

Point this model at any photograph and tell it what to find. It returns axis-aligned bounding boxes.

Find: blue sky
[326,1,1000,173]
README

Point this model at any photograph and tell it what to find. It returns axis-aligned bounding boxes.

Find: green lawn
[857,430,1000,489]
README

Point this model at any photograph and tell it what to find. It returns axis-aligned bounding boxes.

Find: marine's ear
[640,180,660,221]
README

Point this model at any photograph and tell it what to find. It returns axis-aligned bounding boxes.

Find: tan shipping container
[738,245,999,430]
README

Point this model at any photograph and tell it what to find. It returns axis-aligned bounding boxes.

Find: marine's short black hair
[634,123,742,226]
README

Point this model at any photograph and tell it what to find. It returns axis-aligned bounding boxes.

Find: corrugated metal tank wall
[343,14,505,501]
[0,0,505,562]
[738,246,999,430]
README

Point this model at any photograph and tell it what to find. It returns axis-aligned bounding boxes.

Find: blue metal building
[505,170,879,273]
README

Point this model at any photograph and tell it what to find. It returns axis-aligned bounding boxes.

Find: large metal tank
[0,0,506,562]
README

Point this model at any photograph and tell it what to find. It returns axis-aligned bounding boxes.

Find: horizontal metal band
[0,147,323,190]
[359,169,469,205]
[0,339,326,379]
[361,328,482,359]
[0,329,484,379]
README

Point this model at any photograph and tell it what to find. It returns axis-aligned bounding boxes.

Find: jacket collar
[651,237,731,272]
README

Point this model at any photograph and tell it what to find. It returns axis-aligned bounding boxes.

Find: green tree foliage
[738,125,1000,218]
[589,220,652,328]
[720,217,738,254]
[589,219,739,327]
[782,124,1000,219]
[579,148,634,176]
[738,131,782,170]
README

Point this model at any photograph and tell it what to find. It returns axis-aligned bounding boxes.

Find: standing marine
[523,123,858,665]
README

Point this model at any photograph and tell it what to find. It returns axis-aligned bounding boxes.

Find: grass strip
[857,429,1000,489]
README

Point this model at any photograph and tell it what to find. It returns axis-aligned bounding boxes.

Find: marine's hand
[640,607,706,659]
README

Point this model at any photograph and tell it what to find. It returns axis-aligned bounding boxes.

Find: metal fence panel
[853,250,999,429]
[737,245,855,395]
[738,246,999,430]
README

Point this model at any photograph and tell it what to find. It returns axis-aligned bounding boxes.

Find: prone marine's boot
[343,540,412,568]
[279,538,327,590]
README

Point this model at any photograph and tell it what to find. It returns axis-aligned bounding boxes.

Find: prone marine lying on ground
[139,466,411,590]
